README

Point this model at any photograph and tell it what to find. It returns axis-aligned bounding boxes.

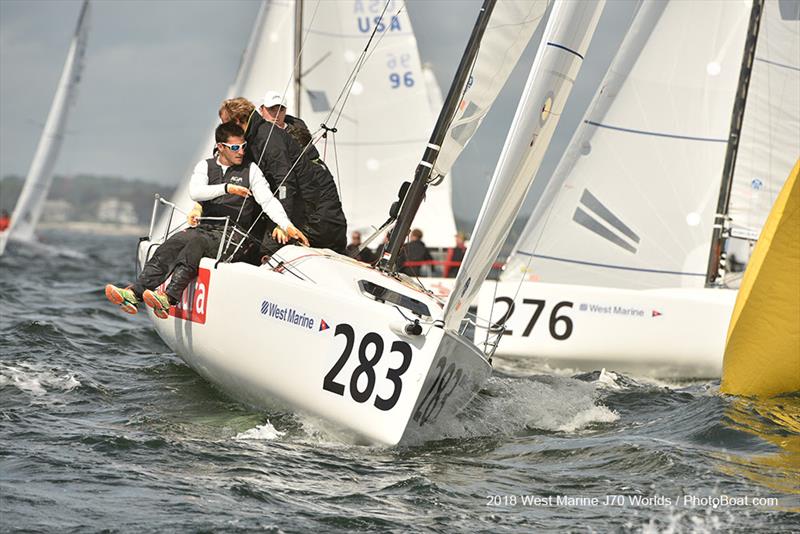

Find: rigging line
[300,50,332,78]
[321,0,395,129]
[331,127,342,203]
[229,142,314,258]
[256,0,322,169]
[331,4,404,130]
[229,124,324,259]
[236,1,389,254]
[484,273,501,353]
[325,4,391,124]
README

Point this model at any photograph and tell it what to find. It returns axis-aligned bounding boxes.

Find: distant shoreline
[39,221,148,236]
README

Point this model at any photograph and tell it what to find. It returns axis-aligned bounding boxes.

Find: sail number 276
[323,323,412,411]
[493,298,574,340]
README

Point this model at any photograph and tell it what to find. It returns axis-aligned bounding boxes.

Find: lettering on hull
[169,268,210,324]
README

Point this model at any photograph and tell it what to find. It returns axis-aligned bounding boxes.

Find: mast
[705,0,765,286]
[293,0,303,116]
[381,0,498,272]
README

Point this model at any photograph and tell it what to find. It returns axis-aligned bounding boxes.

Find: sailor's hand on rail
[187,204,202,227]
[286,225,309,247]
[272,226,288,244]
[228,185,251,198]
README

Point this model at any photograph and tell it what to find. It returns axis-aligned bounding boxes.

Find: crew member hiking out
[104,122,307,318]
[219,93,347,254]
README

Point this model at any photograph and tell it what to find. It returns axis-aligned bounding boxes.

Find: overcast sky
[0,0,635,221]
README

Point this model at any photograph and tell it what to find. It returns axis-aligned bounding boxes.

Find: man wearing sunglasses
[218,93,347,255]
[105,122,307,319]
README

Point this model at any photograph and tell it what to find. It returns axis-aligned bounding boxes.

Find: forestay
[728,0,800,240]
[503,0,750,289]
[443,0,605,330]
[432,0,548,181]
[4,1,90,245]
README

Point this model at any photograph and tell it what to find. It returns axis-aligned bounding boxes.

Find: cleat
[105,284,138,315]
[143,289,171,319]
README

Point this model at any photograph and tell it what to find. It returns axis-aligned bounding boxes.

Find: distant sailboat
[480,0,799,377]
[0,1,91,256]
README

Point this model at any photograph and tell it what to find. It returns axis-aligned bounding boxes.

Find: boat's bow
[137,242,490,445]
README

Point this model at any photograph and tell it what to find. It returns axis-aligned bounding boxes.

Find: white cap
[261,90,287,109]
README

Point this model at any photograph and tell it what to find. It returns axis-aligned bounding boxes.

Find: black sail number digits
[323,323,412,411]
[413,357,463,427]
[493,297,574,340]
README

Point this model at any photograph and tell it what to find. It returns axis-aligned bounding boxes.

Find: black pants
[133,228,198,299]
[164,225,251,303]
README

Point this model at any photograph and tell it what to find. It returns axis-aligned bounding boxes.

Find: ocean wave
[0,361,81,396]
[234,420,286,441]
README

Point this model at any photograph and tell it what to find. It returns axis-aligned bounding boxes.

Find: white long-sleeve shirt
[189,158,291,230]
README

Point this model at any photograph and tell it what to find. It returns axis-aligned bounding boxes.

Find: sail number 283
[323,323,412,411]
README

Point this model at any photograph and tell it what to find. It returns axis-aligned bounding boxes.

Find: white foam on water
[592,368,624,390]
[0,362,81,396]
[234,420,286,441]
[414,375,619,442]
[556,405,619,433]
[639,508,727,534]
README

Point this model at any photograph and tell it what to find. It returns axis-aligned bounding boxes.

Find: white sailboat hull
[137,243,490,445]
[477,281,736,378]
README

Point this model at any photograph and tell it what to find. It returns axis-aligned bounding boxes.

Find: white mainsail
[1,0,90,253]
[443,0,605,330]
[728,0,800,240]
[503,0,751,289]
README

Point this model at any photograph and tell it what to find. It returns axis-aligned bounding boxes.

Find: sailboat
[480,0,799,378]
[0,0,91,256]
[136,0,603,445]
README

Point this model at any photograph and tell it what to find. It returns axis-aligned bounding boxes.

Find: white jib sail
[503,0,750,289]
[153,0,293,239]
[432,0,548,181]
[4,0,91,245]
[728,0,800,240]
[443,0,605,331]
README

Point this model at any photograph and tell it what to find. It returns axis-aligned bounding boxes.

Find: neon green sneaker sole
[143,289,170,320]
[105,284,138,315]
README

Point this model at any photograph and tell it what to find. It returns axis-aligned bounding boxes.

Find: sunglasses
[219,141,247,151]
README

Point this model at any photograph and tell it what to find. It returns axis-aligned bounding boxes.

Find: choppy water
[1,231,798,533]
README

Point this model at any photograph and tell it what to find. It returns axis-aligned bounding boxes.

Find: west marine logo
[260,299,328,332]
